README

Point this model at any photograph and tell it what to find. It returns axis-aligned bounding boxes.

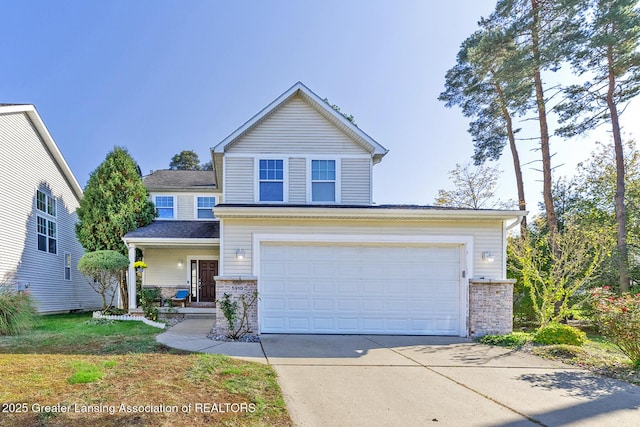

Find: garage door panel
[260,243,464,335]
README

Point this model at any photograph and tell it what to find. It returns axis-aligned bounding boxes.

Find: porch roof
[124,220,220,239]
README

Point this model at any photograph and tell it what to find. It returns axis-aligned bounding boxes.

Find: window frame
[154,195,175,220]
[194,195,217,219]
[36,189,57,254]
[64,253,72,281]
[256,158,288,203]
[308,158,340,204]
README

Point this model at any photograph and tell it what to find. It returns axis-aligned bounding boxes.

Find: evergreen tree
[440,27,532,232]
[554,0,640,291]
[76,146,156,255]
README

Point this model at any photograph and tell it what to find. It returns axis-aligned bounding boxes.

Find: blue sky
[2,1,638,211]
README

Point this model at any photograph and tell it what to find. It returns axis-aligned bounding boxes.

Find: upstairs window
[36,190,57,254]
[36,190,56,216]
[155,196,174,219]
[259,159,284,202]
[196,196,216,219]
[311,160,336,202]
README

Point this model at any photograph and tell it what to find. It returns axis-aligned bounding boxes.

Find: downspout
[506,215,525,232]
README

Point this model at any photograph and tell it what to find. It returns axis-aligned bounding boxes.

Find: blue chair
[170,290,189,307]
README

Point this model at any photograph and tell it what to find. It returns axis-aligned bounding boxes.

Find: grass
[479,324,640,386]
[0,313,292,427]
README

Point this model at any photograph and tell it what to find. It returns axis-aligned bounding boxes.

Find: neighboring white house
[124,82,526,337]
[0,104,102,313]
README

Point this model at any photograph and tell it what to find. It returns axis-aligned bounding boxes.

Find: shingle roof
[214,203,501,211]
[143,170,216,190]
[124,221,219,239]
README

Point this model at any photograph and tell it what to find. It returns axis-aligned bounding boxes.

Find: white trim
[215,205,528,221]
[254,157,289,203]
[223,152,372,159]
[193,194,217,220]
[122,238,219,247]
[307,158,341,204]
[252,233,473,337]
[219,219,225,276]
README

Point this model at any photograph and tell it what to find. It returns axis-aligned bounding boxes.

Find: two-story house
[124,82,525,337]
[0,104,102,313]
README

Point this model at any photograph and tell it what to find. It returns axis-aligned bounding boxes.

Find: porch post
[128,244,137,310]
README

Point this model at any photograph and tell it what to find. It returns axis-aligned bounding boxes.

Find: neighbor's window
[311,160,336,202]
[64,253,71,280]
[259,159,284,202]
[155,196,174,219]
[196,196,216,219]
[36,190,56,216]
[36,190,57,254]
[37,216,57,254]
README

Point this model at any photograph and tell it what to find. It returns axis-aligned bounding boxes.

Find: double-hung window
[259,159,284,202]
[155,196,174,219]
[196,196,216,218]
[36,190,57,254]
[311,160,336,202]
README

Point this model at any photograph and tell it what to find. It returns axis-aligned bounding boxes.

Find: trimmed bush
[0,283,38,335]
[478,332,531,348]
[78,250,129,310]
[533,323,586,346]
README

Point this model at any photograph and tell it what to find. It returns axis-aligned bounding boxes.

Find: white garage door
[259,242,464,335]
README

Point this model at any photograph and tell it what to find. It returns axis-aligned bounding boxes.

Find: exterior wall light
[482,251,495,263]
[177,259,184,267]
[236,249,245,260]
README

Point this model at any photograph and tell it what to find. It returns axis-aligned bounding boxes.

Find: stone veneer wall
[213,276,259,336]
[469,279,515,337]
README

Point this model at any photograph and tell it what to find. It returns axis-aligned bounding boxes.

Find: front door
[198,260,218,302]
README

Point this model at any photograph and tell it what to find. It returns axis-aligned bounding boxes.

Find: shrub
[533,323,586,346]
[78,250,129,310]
[0,283,38,335]
[139,287,161,321]
[217,291,258,340]
[591,287,640,366]
[478,332,531,348]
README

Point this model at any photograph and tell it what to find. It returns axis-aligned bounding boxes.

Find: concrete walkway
[157,319,640,427]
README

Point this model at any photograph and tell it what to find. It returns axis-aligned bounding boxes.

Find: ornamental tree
[78,250,130,311]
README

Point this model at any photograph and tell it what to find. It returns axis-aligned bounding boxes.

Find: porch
[122,220,220,310]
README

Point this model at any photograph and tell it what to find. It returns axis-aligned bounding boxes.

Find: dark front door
[198,260,218,302]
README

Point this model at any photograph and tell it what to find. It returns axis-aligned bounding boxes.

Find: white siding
[0,112,102,312]
[224,157,254,203]
[221,218,505,279]
[227,97,370,155]
[177,195,194,220]
[341,158,371,205]
[143,247,219,287]
[289,157,306,203]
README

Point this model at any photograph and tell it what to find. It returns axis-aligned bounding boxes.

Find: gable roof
[212,82,389,163]
[0,104,83,201]
[143,169,217,191]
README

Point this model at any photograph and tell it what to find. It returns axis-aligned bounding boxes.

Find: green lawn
[0,313,292,427]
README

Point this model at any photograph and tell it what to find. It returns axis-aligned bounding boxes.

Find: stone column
[468,279,515,337]
[213,276,258,337]
[128,244,137,310]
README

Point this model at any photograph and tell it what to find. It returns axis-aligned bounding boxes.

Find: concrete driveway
[260,335,640,427]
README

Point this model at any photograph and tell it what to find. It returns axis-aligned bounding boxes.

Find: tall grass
[0,282,38,335]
